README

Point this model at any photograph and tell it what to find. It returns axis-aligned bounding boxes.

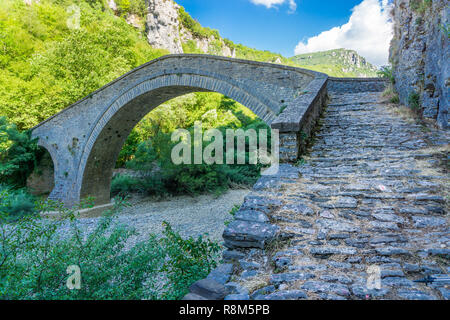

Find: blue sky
[176,0,393,66]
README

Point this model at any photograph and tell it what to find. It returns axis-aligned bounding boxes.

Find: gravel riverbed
[56,189,250,247]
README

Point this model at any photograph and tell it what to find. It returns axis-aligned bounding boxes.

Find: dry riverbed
[57,189,250,247]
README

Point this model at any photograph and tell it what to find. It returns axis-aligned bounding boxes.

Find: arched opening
[79,85,270,205]
[27,146,55,198]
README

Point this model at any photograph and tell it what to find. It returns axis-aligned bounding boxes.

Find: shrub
[377,65,395,84]
[0,117,42,187]
[110,174,143,196]
[159,222,220,299]
[178,6,220,39]
[0,199,220,300]
[390,94,400,104]
[0,185,37,222]
[408,91,422,111]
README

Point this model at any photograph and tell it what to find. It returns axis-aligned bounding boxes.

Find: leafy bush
[116,0,147,18]
[0,185,37,222]
[0,117,42,187]
[377,65,395,84]
[159,222,220,299]
[0,198,220,300]
[390,94,400,104]
[178,6,220,39]
[408,91,422,111]
[411,0,432,15]
[0,0,168,130]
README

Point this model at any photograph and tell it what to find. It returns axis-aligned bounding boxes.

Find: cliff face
[146,0,183,53]
[144,0,235,57]
[390,0,449,128]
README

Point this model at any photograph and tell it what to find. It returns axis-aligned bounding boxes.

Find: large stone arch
[78,73,280,204]
[31,54,326,207]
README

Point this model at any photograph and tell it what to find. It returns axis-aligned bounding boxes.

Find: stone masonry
[31,55,326,207]
[184,85,449,300]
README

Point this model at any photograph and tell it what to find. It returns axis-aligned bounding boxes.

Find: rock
[189,279,229,300]
[376,247,410,256]
[372,213,405,224]
[281,203,315,216]
[316,219,360,233]
[239,260,261,270]
[224,294,250,300]
[369,221,399,231]
[382,277,415,288]
[310,247,357,258]
[260,290,308,300]
[404,263,421,273]
[182,293,209,300]
[235,210,270,223]
[225,282,249,295]
[390,0,449,128]
[351,285,390,298]
[250,285,276,299]
[206,264,234,285]
[223,220,279,249]
[302,281,350,296]
[241,270,258,279]
[270,272,315,284]
[438,287,450,300]
[397,291,437,300]
[223,250,246,262]
[146,0,183,53]
[323,197,358,209]
[412,216,446,228]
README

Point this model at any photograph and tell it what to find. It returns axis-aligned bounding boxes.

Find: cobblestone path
[211,90,449,300]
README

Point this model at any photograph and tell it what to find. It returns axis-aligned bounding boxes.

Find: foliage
[390,94,400,104]
[378,65,395,84]
[224,204,240,226]
[0,117,42,187]
[116,0,147,18]
[411,0,432,15]
[408,91,422,111]
[292,49,379,78]
[0,185,37,222]
[159,221,220,299]
[182,40,204,54]
[0,197,220,300]
[178,6,220,39]
[0,0,168,130]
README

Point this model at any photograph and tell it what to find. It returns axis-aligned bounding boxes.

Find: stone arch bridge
[31,54,385,207]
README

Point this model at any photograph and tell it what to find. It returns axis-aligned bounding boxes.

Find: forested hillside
[291,49,379,77]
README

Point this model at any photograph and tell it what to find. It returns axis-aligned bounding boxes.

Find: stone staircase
[183,87,449,300]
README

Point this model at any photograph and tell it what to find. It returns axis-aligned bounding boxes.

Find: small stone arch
[27,143,56,197]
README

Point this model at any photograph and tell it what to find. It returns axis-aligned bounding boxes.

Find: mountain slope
[290,49,379,78]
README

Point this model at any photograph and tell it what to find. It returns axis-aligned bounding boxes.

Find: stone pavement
[186,90,449,300]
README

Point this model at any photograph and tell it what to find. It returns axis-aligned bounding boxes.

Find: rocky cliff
[143,0,235,57]
[390,0,449,128]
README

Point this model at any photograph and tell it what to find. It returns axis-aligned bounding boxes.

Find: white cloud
[250,0,297,13]
[294,0,393,66]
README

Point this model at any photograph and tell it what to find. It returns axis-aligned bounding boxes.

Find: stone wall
[390,0,449,128]
[327,78,388,93]
[272,75,329,162]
